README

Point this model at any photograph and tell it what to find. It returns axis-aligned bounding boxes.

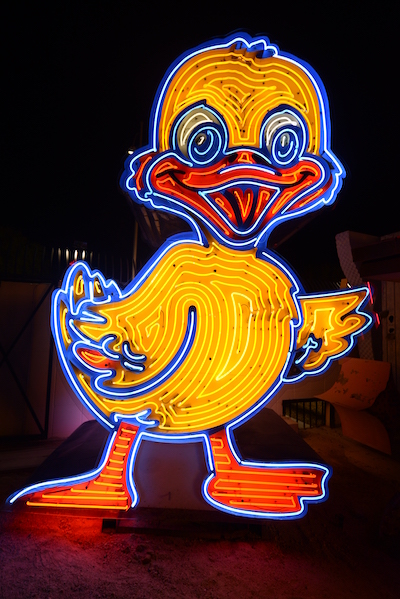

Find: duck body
[53,231,371,437]
[52,234,301,434]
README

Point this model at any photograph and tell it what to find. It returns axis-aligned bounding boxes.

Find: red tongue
[231,188,253,220]
[209,187,272,229]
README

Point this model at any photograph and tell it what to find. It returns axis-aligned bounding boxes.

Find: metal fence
[0,237,134,287]
[282,399,327,428]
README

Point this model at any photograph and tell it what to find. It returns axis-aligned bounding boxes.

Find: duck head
[122,34,344,250]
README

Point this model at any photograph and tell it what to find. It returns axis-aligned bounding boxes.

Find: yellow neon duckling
[10,34,372,519]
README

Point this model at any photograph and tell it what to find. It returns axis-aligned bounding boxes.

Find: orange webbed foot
[203,428,331,519]
[9,423,140,511]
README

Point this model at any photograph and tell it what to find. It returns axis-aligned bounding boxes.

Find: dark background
[3,1,397,278]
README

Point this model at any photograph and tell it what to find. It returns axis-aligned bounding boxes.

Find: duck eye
[195,133,206,146]
[172,105,227,165]
[262,110,306,167]
[280,133,290,147]
[271,128,302,166]
[187,124,224,165]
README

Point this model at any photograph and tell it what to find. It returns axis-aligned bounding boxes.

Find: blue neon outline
[271,128,300,165]
[121,33,345,250]
[188,127,223,165]
[122,341,146,363]
[295,335,321,365]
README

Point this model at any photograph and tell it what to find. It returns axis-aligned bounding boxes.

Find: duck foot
[204,428,330,518]
[22,423,140,511]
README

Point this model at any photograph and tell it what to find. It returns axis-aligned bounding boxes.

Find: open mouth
[206,184,278,229]
[146,154,326,241]
[155,164,317,232]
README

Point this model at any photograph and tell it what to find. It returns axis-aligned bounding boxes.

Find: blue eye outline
[271,127,301,166]
[186,123,225,165]
[260,108,308,168]
[171,103,228,166]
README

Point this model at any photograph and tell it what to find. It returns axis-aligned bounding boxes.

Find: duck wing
[287,287,373,380]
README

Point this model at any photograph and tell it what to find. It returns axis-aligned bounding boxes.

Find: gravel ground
[0,426,399,599]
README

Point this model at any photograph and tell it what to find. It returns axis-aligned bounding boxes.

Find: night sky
[3,2,397,277]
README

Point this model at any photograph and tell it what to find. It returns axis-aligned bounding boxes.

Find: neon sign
[9,34,373,518]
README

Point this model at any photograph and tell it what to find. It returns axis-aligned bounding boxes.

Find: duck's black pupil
[195,133,206,146]
[281,133,290,147]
